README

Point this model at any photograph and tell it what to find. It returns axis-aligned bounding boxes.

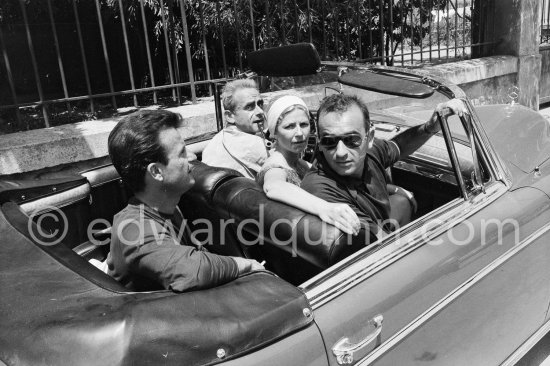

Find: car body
[1,44,550,365]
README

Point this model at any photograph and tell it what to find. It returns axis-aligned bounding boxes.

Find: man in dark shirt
[301,94,466,240]
[106,110,263,292]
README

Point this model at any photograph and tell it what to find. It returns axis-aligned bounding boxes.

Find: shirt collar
[314,152,370,189]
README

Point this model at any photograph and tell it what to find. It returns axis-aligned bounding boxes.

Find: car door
[303,109,550,365]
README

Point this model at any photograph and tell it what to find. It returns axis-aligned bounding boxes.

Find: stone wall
[0,56,520,176]
[490,0,541,109]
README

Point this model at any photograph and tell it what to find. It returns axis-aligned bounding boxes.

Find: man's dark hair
[108,110,182,193]
[317,94,371,133]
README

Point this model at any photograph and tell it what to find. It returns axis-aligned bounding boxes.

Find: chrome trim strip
[303,181,508,307]
[20,184,91,215]
[355,220,550,366]
[500,318,550,366]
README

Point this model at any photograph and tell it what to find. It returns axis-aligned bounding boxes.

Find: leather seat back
[183,161,373,284]
[179,162,246,257]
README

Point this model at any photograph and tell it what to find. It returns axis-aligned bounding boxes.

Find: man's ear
[146,162,163,182]
[224,109,235,124]
[366,128,375,149]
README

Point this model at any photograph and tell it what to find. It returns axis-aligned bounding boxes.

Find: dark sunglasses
[319,134,364,149]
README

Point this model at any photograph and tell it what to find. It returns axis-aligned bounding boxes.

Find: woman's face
[275,108,311,154]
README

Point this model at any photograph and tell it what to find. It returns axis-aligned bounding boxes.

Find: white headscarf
[266,95,309,136]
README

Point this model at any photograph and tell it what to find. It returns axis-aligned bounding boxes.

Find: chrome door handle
[332,314,383,365]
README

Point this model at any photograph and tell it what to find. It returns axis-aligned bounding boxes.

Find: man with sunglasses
[301,93,466,241]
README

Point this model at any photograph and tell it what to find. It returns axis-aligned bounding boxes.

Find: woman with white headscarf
[256,95,360,235]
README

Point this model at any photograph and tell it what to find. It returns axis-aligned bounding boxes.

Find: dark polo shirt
[107,197,239,292]
[301,138,400,238]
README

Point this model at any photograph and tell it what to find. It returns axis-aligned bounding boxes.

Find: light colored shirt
[256,150,310,188]
[202,125,268,179]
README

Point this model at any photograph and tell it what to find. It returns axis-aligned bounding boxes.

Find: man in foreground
[301,93,466,240]
[107,110,263,292]
[202,79,268,178]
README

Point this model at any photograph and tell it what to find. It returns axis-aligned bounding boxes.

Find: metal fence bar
[419,0,423,63]
[159,0,176,101]
[346,5,351,60]
[539,0,546,43]
[409,1,413,64]
[280,0,286,44]
[179,0,196,102]
[322,0,327,59]
[476,0,482,57]
[401,0,405,65]
[389,0,394,65]
[249,0,257,50]
[368,0,373,60]
[19,0,50,127]
[233,0,243,69]
[167,0,181,104]
[307,0,312,44]
[429,0,434,62]
[545,0,548,43]
[294,0,300,42]
[437,0,441,60]
[94,0,117,109]
[454,0,458,58]
[446,0,450,60]
[545,0,549,43]
[139,0,157,104]
[380,0,385,65]
[0,28,23,128]
[357,0,362,59]
[335,4,339,60]
[199,1,213,95]
[491,0,496,53]
[216,1,228,78]
[46,0,71,121]
[462,0,466,56]
[544,0,547,43]
[265,1,272,47]
[72,0,95,115]
[545,1,550,42]
[117,0,138,107]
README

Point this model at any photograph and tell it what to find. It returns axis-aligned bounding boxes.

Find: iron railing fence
[543,0,550,44]
[0,0,495,133]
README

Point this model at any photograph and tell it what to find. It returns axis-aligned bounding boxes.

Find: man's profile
[201,79,268,179]
[106,110,263,292]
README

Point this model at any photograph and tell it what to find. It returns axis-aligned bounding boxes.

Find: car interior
[0,44,489,291]
[0,108,478,290]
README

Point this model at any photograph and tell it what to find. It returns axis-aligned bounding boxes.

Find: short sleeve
[256,152,290,187]
[369,138,400,168]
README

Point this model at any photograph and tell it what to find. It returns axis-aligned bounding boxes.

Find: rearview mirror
[248,43,321,77]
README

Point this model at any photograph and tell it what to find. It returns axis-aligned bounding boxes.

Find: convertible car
[2,44,550,366]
